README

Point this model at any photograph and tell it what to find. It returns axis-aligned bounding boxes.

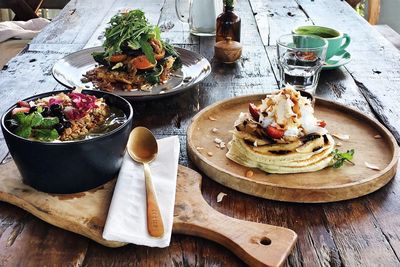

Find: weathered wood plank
[158,0,199,45]
[0,203,88,266]
[374,25,400,50]
[80,236,245,266]
[249,0,312,46]
[296,0,400,143]
[32,0,118,45]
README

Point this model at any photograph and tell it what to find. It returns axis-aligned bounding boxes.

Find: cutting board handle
[173,166,297,267]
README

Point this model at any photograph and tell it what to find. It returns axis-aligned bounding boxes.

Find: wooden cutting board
[187,95,399,203]
[0,161,297,267]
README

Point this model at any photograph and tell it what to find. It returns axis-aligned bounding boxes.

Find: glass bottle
[216,0,241,43]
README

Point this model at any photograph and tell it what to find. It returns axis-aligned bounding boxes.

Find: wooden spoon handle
[143,163,164,238]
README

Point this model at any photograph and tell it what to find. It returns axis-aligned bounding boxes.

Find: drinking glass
[277,34,328,95]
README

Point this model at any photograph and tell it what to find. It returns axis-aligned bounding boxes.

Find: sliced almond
[245,170,254,178]
[332,133,350,140]
[214,138,222,144]
[374,134,382,139]
[196,146,204,150]
[207,152,213,157]
[336,142,343,147]
[365,162,380,171]
[212,128,218,133]
[208,115,217,121]
[217,192,227,203]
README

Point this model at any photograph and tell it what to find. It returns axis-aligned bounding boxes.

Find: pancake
[226,134,335,174]
[225,87,336,174]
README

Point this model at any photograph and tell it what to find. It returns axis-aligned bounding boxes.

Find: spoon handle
[143,162,165,238]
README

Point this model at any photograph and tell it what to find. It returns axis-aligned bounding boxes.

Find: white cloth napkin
[0,18,49,43]
[103,136,180,247]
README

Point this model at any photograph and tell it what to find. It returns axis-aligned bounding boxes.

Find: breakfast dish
[83,10,181,92]
[6,90,126,142]
[226,87,335,173]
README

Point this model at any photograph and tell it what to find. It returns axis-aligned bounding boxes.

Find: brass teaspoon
[127,127,164,238]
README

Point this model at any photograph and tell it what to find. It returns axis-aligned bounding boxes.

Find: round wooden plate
[187,95,399,203]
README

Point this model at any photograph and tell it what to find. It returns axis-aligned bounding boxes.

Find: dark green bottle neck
[224,5,234,12]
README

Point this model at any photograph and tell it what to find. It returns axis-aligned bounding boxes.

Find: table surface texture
[1,0,400,266]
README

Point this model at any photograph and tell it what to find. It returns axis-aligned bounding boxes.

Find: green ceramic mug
[293,26,351,59]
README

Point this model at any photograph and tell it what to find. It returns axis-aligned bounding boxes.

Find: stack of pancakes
[226,88,335,174]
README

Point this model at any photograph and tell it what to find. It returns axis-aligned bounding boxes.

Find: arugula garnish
[331,149,355,168]
[103,10,161,61]
[10,111,59,141]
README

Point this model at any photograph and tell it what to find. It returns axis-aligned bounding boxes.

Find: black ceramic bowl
[1,89,133,194]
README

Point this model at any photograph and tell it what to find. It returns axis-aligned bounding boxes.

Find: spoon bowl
[127,127,164,238]
[127,127,158,163]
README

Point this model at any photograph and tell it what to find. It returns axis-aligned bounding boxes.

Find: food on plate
[226,87,337,174]
[83,9,182,92]
[6,90,126,142]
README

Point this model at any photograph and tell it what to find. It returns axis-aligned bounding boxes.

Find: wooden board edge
[0,190,127,248]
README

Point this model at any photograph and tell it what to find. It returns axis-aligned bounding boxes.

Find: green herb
[139,37,156,64]
[11,111,60,141]
[32,129,59,141]
[331,149,355,168]
[103,10,161,61]
[143,65,164,84]
[92,52,109,66]
[38,117,59,128]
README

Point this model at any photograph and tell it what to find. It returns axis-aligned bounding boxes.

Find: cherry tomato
[249,103,260,121]
[266,125,284,139]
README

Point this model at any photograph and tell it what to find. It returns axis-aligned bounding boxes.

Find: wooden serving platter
[187,94,399,203]
[0,161,297,267]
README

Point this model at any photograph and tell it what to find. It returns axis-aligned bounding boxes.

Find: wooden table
[0,0,399,266]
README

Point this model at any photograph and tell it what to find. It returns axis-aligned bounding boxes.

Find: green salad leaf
[139,36,156,64]
[103,10,160,59]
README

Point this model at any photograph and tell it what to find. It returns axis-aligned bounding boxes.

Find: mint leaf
[38,117,59,128]
[13,112,28,125]
[15,126,32,138]
[139,37,156,64]
[14,112,43,127]
[32,129,59,141]
[28,112,43,127]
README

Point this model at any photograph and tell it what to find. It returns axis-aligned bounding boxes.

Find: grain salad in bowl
[6,89,126,142]
[1,89,133,194]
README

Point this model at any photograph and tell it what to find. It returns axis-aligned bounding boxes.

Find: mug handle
[175,0,189,23]
[339,33,351,51]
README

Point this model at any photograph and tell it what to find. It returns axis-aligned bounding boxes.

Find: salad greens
[331,149,355,168]
[10,110,60,141]
[103,9,161,62]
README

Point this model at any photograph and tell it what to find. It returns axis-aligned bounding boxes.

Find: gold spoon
[127,127,164,238]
